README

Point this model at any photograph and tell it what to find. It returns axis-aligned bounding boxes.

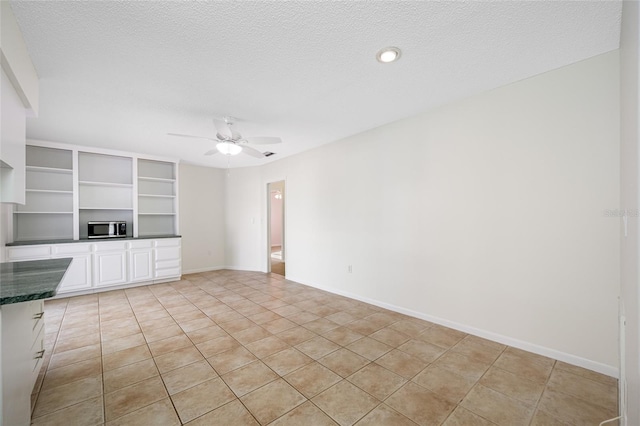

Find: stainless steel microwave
[87,221,126,239]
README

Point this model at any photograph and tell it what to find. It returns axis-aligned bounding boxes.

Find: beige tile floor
[31,270,618,426]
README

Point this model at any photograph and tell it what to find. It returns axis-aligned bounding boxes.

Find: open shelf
[14,211,73,214]
[137,159,177,236]
[15,146,75,242]
[78,209,133,239]
[78,181,133,188]
[26,189,73,194]
[139,194,175,198]
[80,207,134,211]
[138,176,176,183]
[26,166,72,175]
[16,144,180,241]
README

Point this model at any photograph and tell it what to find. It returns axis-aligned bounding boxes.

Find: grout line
[36,271,617,426]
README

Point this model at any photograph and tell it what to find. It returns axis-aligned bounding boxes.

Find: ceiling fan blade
[167,132,216,141]
[240,145,266,159]
[204,149,219,156]
[212,118,231,140]
[243,136,282,145]
[226,121,242,140]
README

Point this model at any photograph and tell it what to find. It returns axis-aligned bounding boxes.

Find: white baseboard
[182,265,226,275]
[287,275,619,379]
[224,265,263,272]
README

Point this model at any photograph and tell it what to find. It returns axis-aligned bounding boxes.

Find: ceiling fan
[168,116,282,158]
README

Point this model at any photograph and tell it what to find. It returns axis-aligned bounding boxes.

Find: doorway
[268,181,285,276]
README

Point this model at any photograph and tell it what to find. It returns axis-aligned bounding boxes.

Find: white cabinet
[53,244,92,293]
[5,238,181,294]
[0,69,27,204]
[94,242,128,287]
[1,300,46,426]
[154,238,181,279]
[129,240,153,282]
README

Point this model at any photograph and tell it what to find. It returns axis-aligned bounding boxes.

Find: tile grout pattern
[31,270,618,426]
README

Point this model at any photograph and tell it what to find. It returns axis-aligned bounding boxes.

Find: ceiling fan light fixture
[376,46,401,63]
[216,141,242,156]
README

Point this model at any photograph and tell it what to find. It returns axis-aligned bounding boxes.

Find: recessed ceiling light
[376,46,401,63]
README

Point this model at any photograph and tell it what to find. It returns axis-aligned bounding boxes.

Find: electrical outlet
[348,265,352,273]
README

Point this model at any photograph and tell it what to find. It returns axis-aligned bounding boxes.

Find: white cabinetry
[11,141,179,243]
[94,242,128,287]
[0,69,27,204]
[138,159,178,237]
[4,238,181,295]
[154,238,182,279]
[129,240,153,282]
[1,300,46,425]
[78,152,133,239]
[52,244,92,293]
[14,145,74,241]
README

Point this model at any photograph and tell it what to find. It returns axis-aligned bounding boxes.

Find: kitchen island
[1,258,72,426]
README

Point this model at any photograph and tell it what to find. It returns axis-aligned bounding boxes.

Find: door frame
[265,178,286,274]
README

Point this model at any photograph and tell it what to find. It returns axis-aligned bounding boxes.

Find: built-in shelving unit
[78,152,134,239]
[11,142,179,242]
[137,159,177,236]
[14,146,74,241]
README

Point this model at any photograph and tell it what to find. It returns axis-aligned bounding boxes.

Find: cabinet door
[129,249,153,282]
[94,251,127,287]
[0,69,27,204]
[2,301,37,426]
[55,254,92,293]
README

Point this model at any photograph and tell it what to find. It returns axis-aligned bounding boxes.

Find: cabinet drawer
[156,259,180,269]
[155,267,181,279]
[155,246,180,262]
[154,238,181,248]
[52,243,92,255]
[129,240,153,249]
[30,325,45,385]
[94,241,128,252]
[6,245,51,260]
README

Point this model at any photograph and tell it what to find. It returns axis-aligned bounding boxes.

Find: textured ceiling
[10,1,621,168]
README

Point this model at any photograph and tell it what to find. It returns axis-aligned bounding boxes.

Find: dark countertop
[7,235,181,247]
[0,258,72,305]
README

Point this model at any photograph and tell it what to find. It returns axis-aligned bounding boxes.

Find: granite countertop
[7,235,181,247]
[0,258,72,305]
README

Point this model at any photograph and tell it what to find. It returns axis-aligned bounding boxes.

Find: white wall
[224,166,263,270]
[225,51,620,374]
[0,1,39,115]
[620,1,640,423]
[178,163,226,273]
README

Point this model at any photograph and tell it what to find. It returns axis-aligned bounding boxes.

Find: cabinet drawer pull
[34,349,45,359]
[33,312,44,320]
